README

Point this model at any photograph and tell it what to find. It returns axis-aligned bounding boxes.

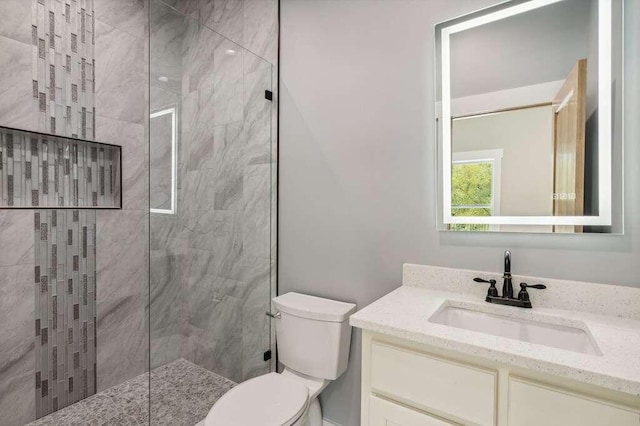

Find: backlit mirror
[150,107,177,215]
[436,0,623,233]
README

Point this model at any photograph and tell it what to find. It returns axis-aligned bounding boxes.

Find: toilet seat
[204,373,309,426]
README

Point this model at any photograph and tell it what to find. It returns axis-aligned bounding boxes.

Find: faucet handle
[517,282,546,303]
[474,277,499,299]
[474,277,497,285]
[519,283,546,290]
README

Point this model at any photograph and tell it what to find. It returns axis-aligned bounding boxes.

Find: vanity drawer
[507,377,640,426]
[369,395,456,426]
[370,341,497,426]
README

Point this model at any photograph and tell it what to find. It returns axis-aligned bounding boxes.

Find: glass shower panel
[149,1,273,424]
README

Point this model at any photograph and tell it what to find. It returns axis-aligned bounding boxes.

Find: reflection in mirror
[150,107,177,214]
[436,0,623,233]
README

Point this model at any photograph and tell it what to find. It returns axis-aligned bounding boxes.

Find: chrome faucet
[473,250,546,308]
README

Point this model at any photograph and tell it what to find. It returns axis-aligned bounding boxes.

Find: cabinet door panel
[370,341,496,426]
[369,396,455,426]
[508,377,640,426]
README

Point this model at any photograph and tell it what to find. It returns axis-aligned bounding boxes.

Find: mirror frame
[439,0,614,227]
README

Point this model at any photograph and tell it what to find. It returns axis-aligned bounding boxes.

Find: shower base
[27,358,235,426]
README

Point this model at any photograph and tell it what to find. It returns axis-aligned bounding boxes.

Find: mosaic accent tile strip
[31,0,95,139]
[34,209,97,418]
[0,127,120,208]
[29,0,100,420]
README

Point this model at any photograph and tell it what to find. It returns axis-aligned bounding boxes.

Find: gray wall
[279,1,640,425]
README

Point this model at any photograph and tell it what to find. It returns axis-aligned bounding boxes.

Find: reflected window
[451,149,502,231]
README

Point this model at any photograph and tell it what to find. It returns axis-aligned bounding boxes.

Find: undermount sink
[429,305,602,356]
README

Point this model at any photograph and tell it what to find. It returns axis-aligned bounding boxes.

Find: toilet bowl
[204,292,356,426]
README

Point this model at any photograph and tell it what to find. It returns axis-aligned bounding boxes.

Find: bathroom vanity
[350,264,640,426]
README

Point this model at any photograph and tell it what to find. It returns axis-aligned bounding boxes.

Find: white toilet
[204,292,357,426]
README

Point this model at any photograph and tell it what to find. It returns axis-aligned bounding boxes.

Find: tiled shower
[0,0,278,424]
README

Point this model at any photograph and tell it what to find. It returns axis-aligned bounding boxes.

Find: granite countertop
[350,281,640,397]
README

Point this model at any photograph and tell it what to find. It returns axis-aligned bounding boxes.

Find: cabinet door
[508,377,640,426]
[370,341,496,426]
[369,395,455,426]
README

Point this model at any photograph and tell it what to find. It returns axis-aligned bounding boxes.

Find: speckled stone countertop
[350,264,640,396]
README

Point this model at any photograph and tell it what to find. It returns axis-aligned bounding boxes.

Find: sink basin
[429,305,602,355]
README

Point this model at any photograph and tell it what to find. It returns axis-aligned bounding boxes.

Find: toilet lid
[205,373,309,426]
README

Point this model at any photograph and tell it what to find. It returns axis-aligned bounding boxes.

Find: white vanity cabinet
[360,331,640,426]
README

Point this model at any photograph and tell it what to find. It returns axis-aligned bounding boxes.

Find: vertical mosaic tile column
[31,0,97,418]
[34,209,96,416]
[31,0,95,139]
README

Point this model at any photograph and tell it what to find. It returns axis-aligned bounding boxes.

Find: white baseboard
[323,419,342,426]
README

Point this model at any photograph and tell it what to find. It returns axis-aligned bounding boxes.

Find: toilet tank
[273,293,356,380]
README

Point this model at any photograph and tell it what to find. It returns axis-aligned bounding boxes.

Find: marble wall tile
[158,0,276,66]
[243,41,272,75]
[213,122,244,211]
[203,0,244,46]
[179,10,218,175]
[151,86,181,112]
[0,211,35,267]
[243,57,272,166]
[96,210,148,391]
[0,364,35,426]
[96,116,147,211]
[243,0,278,65]
[94,20,146,125]
[151,171,172,211]
[150,215,188,250]
[242,164,271,259]
[187,251,244,327]
[185,296,243,382]
[182,18,219,93]
[182,90,216,172]
[186,249,216,287]
[180,169,215,230]
[0,0,31,45]
[150,332,185,369]
[150,1,187,95]
[96,295,147,392]
[186,209,216,251]
[238,255,271,297]
[241,268,270,380]
[0,263,36,425]
[183,123,216,173]
[159,0,202,21]
[95,0,147,40]
[0,36,33,130]
[212,210,244,281]
[213,38,244,125]
[150,210,186,378]
[94,3,149,395]
[213,252,270,301]
[150,248,188,332]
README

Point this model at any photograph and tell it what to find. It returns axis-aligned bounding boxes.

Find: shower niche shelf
[0,126,121,209]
